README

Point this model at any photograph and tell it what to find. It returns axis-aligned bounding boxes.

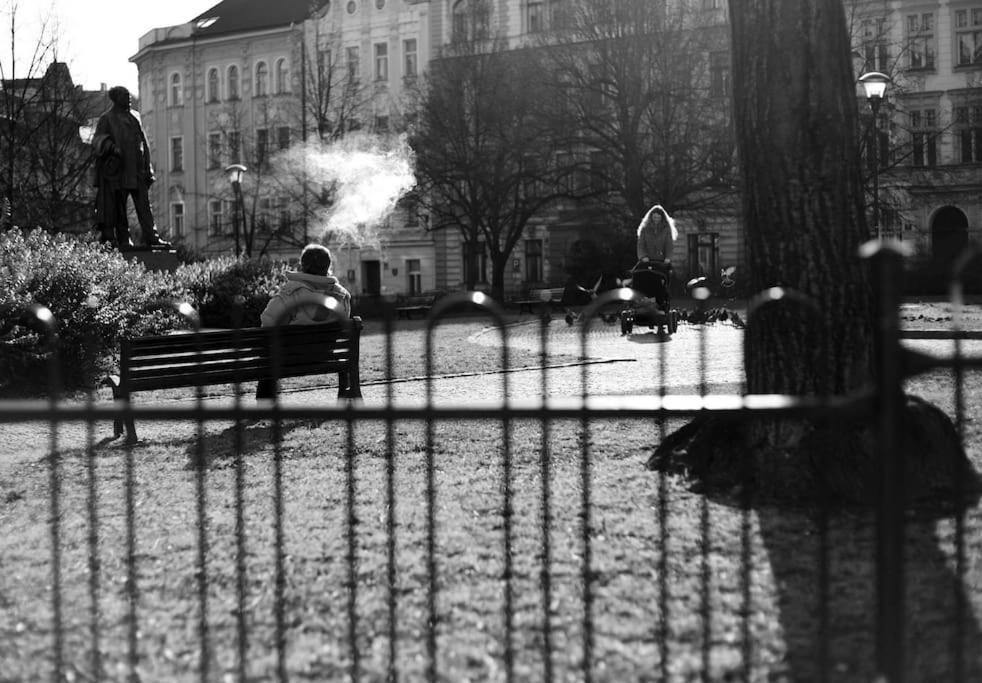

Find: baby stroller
[620,261,679,336]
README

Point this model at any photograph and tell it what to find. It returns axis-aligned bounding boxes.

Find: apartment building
[131,0,436,299]
[849,0,982,280]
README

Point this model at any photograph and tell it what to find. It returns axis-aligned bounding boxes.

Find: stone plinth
[123,248,180,273]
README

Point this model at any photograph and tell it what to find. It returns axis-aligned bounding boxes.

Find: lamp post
[225,164,247,256]
[859,71,891,240]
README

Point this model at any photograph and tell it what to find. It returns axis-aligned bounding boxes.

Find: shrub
[174,256,290,328]
[0,229,190,396]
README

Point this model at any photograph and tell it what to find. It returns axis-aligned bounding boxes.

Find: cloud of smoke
[276,133,416,250]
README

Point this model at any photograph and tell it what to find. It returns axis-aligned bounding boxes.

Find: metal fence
[1,244,981,682]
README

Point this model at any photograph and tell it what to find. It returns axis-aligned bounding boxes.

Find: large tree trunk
[647,0,980,505]
[731,0,873,397]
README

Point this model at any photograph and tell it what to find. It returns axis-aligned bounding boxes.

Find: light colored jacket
[636,222,674,262]
[260,272,352,326]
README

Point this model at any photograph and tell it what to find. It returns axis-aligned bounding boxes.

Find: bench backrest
[120,320,360,392]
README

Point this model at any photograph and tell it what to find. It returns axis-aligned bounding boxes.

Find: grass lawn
[1,308,982,681]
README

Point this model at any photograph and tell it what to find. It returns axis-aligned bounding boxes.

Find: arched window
[255,61,269,97]
[452,0,468,42]
[275,58,288,94]
[207,68,220,102]
[227,65,239,100]
[169,72,183,106]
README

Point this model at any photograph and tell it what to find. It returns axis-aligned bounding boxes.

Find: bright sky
[6,0,218,92]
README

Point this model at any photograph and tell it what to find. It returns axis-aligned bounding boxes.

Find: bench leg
[106,375,138,442]
[337,369,363,401]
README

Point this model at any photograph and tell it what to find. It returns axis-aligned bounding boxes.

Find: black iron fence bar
[867,243,907,683]
[537,314,555,683]
[949,243,980,683]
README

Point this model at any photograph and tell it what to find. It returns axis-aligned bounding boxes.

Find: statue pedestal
[123,248,180,273]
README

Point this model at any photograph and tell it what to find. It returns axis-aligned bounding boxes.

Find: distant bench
[395,293,439,319]
[106,319,362,443]
[513,287,565,314]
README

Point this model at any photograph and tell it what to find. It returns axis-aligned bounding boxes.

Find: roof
[188,0,326,38]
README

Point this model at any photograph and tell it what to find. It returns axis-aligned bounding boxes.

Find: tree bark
[648,0,981,505]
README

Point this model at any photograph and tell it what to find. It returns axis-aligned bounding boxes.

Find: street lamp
[859,71,891,240]
[225,163,247,256]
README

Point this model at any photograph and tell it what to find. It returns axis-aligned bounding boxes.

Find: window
[170,136,184,172]
[687,232,719,280]
[955,9,982,66]
[701,0,722,9]
[861,18,889,72]
[276,196,292,234]
[521,153,541,197]
[407,258,422,294]
[228,130,241,165]
[208,132,222,169]
[209,199,224,236]
[375,115,389,132]
[228,65,240,99]
[525,239,543,283]
[255,61,269,96]
[589,150,608,192]
[955,104,982,163]
[405,196,419,226]
[256,128,269,167]
[258,197,271,232]
[709,51,730,97]
[452,0,490,43]
[275,58,288,94]
[317,50,333,85]
[404,39,417,78]
[463,240,488,283]
[169,72,182,106]
[909,108,937,167]
[207,68,220,102]
[906,13,935,69]
[171,202,185,237]
[277,126,291,150]
[527,1,544,33]
[346,46,360,84]
[374,42,388,81]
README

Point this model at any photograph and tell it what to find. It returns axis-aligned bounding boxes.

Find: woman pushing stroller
[620,204,680,335]
[636,204,677,267]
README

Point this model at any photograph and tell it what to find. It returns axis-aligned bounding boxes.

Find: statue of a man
[92,86,170,250]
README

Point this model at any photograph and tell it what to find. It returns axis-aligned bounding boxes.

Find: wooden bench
[395,293,438,319]
[107,318,363,443]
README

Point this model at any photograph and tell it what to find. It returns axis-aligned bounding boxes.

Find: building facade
[133,0,745,300]
[133,1,980,299]
[848,0,982,284]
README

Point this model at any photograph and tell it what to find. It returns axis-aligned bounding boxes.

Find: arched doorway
[930,206,969,267]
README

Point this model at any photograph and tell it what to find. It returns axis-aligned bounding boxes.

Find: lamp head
[224,163,247,186]
[859,71,891,102]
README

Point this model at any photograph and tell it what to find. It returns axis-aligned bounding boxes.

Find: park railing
[1,242,981,682]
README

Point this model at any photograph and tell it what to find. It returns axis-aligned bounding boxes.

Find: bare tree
[411,39,573,300]
[1,1,96,232]
[540,0,736,230]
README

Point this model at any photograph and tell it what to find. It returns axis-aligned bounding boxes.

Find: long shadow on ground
[755,503,982,681]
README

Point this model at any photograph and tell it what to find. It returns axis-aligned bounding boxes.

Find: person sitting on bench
[256,244,352,400]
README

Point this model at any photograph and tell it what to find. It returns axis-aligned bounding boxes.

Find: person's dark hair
[108,86,130,108]
[300,244,332,276]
